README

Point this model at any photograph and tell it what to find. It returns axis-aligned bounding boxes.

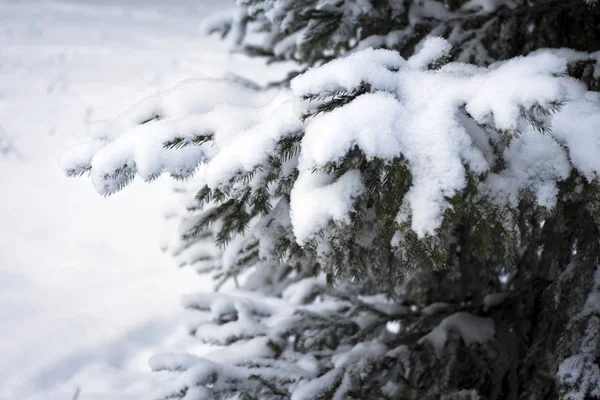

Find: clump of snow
[483,125,571,207]
[290,169,365,245]
[386,320,402,334]
[291,369,343,400]
[203,336,281,364]
[407,36,452,69]
[203,91,301,189]
[332,341,388,369]
[483,292,508,312]
[296,354,320,378]
[290,47,405,95]
[464,52,582,130]
[282,276,326,305]
[419,312,495,357]
[299,92,405,165]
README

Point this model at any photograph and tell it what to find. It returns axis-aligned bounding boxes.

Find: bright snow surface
[0,1,280,398]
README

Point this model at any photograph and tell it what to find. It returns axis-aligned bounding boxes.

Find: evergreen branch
[301,83,372,121]
[164,134,213,150]
[138,114,161,125]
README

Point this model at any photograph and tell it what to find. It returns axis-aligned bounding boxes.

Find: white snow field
[0,1,280,398]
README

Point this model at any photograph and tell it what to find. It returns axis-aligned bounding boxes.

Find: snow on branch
[291,40,588,239]
[60,38,600,243]
[59,79,283,194]
[148,278,423,399]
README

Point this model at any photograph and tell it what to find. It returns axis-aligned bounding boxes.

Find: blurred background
[0,1,274,398]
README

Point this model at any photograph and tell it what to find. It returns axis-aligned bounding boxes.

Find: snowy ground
[0,1,278,398]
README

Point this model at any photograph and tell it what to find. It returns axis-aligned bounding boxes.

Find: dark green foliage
[212,0,600,83]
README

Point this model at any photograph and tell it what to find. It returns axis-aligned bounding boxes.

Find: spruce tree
[61,1,600,399]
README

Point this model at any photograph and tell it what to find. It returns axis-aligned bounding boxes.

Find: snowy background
[0,1,278,398]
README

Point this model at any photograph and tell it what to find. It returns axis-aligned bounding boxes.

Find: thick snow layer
[62,37,598,243]
[0,1,292,399]
[292,42,587,238]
